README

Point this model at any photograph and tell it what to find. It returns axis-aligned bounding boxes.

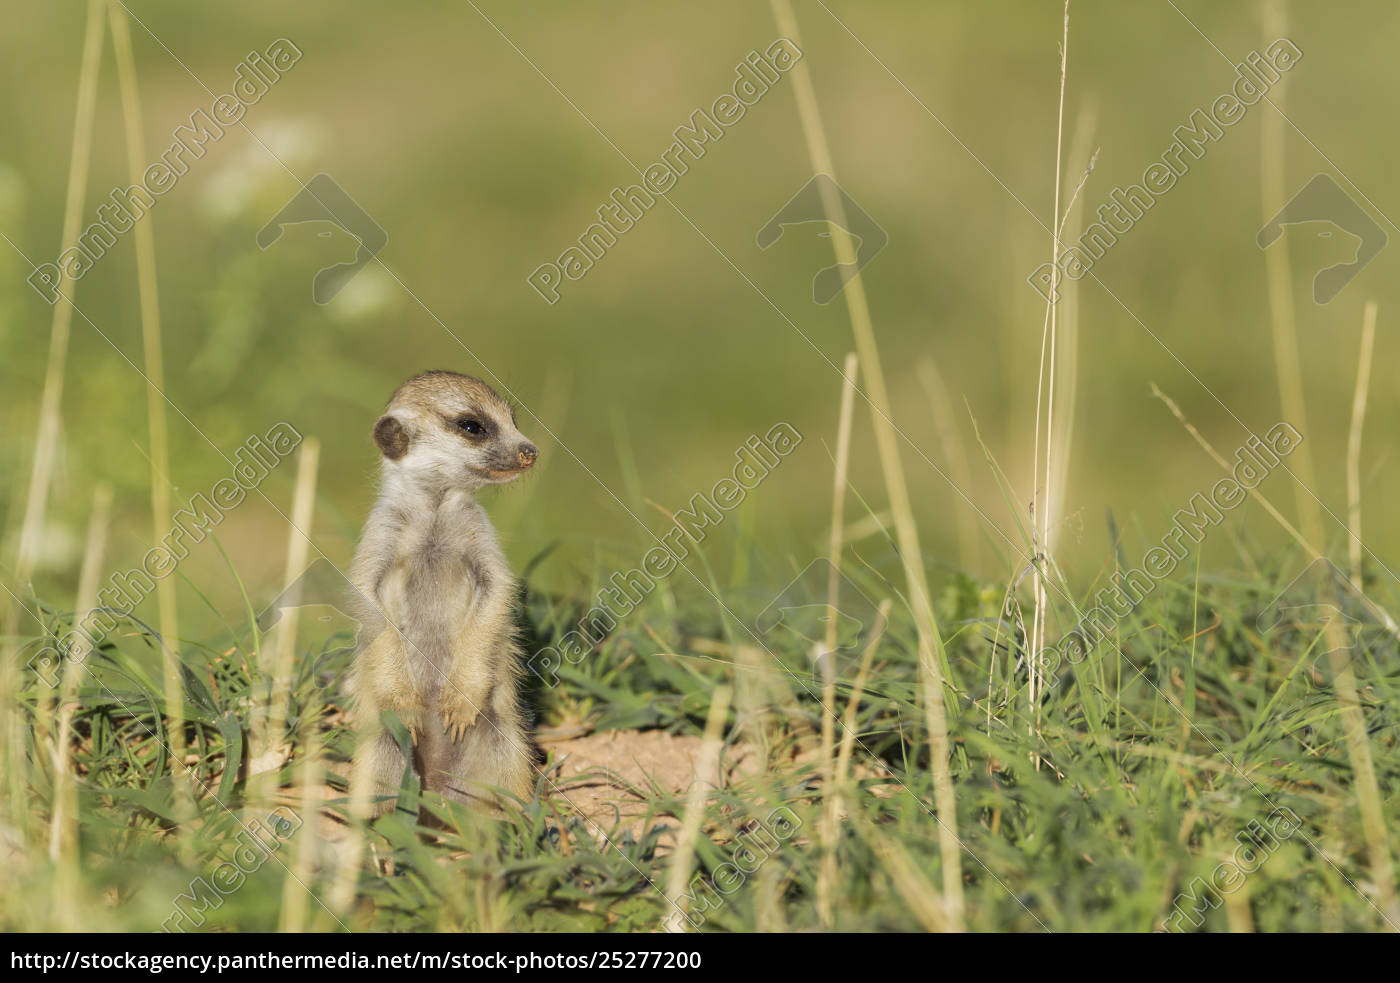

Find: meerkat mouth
[482,467,527,482]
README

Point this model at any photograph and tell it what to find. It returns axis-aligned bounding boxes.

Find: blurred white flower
[326,262,395,321]
[199,117,324,224]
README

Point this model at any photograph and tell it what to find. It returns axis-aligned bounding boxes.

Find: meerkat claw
[441,707,475,744]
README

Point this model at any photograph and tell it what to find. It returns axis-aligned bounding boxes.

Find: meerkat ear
[373,414,411,460]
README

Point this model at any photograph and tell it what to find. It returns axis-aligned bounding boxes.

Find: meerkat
[347,370,537,817]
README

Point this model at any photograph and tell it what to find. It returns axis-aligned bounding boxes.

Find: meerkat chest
[394,499,501,601]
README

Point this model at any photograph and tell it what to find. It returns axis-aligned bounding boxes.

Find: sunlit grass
[3,529,1397,931]
[3,0,1398,936]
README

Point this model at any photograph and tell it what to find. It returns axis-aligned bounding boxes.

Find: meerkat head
[372,371,538,490]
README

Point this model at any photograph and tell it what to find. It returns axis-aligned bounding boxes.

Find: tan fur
[347,371,537,817]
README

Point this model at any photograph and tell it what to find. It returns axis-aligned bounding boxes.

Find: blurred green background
[3,0,1397,624]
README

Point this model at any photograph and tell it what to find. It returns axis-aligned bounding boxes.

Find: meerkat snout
[372,370,538,490]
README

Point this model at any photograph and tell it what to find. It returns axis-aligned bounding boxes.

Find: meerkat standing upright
[347,371,537,816]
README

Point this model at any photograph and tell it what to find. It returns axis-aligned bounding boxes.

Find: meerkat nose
[517,442,538,469]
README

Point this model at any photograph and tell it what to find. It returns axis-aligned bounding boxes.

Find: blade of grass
[278,723,322,932]
[818,351,857,928]
[12,0,105,580]
[3,0,106,842]
[1346,301,1377,585]
[109,0,192,843]
[1153,382,1397,921]
[49,484,111,894]
[1259,0,1322,548]
[253,437,320,809]
[1150,384,1397,634]
[1047,103,1098,560]
[661,685,730,932]
[769,0,964,929]
[853,811,947,933]
[1029,0,1072,739]
[833,600,892,809]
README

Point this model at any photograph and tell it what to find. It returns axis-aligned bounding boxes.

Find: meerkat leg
[472,682,535,804]
[422,682,534,814]
[355,561,425,743]
[348,560,426,819]
[437,579,514,742]
[359,728,411,818]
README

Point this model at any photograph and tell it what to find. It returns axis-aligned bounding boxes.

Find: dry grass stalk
[1150,385,1397,632]
[819,597,888,929]
[1047,100,1098,560]
[1346,301,1377,585]
[1259,0,1395,918]
[109,0,193,838]
[816,351,858,927]
[3,0,106,838]
[769,0,964,929]
[1028,0,1071,752]
[253,438,320,809]
[662,685,731,932]
[833,600,893,810]
[1258,0,1322,546]
[13,0,105,579]
[854,812,947,933]
[48,484,112,856]
[326,715,379,919]
[278,725,322,932]
[1320,629,1396,922]
[48,484,112,937]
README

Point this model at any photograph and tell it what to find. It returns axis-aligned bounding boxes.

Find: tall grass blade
[109,0,192,841]
[769,0,964,929]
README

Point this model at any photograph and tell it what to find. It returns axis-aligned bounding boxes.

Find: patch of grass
[4,533,1397,932]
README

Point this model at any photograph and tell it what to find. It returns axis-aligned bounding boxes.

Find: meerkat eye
[457,418,485,436]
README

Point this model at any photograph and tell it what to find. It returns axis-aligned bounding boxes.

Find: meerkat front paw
[439,683,490,743]
[372,688,425,746]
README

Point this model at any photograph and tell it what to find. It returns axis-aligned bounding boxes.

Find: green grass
[4,0,1399,936]
[5,529,1397,933]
